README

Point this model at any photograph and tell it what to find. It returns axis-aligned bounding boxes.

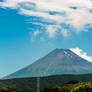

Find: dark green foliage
[0,86,18,92]
[1,74,92,92]
[66,80,80,84]
[42,87,70,92]
[42,83,92,92]
[72,83,92,92]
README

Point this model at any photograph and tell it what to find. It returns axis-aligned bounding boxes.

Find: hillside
[1,74,92,92]
[42,82,92,92]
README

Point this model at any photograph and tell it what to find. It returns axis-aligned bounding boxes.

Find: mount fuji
[4,48,92,79]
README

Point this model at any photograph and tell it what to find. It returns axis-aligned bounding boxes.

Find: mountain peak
[4,48,92,79]
[54,48,69,51]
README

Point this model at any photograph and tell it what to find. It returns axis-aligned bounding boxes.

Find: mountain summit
[4,48,92,79]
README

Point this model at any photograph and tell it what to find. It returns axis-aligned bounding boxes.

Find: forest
[1,81,92,92]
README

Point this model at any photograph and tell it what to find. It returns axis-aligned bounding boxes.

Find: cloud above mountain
[70,48,92,62]
[0,0,92,38]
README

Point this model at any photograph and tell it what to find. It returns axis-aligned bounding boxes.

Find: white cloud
[27,22,46,27]
[29,30,41,41]
[19,8,63,23]
[0,0,92,37]
[46,25,59,38]
[33,30,40,36]
[70,48,92,62]
[61,29,70,37]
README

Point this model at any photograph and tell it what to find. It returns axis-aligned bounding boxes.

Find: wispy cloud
[70,48,92,62]
[61,29,70,37]
[46,25,59,38]
[30,30,41,41]
[33,30,40,37]
[0,0,92,38]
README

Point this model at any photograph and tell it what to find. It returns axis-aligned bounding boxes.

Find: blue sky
[0,0,92,78]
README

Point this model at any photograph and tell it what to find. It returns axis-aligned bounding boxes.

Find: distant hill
[1,74,92,92]
[4,48,92,79]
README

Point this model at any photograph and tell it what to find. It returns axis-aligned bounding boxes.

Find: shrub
[72,83,92,92]
[0,86,18,92]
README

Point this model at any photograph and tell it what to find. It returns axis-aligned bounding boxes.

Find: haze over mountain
[4,48,92,79]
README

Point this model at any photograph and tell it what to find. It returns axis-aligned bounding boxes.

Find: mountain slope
[4,48,92,79]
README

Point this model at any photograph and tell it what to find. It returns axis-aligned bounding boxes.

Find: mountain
[1,74,92,92]
[4,48,92,79]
